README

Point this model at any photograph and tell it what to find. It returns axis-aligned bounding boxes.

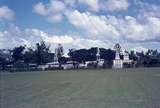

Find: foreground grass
[1,68,160,108]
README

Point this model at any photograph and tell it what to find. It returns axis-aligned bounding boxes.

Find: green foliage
[1,41,160,70]
[12,45,25,62]
[35,41,52,65]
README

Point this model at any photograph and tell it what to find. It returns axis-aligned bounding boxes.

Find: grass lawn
[1,68,160,108]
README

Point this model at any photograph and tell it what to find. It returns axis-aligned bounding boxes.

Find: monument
[53,44,64,64]
[96,47,101,67]
[96,47,100,62]
[123,51,132,67]
[113,43,123,68]
[53,48,59,64]
[123,51,129,61]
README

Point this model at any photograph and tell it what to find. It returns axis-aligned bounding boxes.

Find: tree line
[0,41,160,71]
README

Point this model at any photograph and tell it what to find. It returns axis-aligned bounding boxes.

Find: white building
[113,52,123,68]
[113,44,123,68]
[113,44,133,69]
[123,51,132,65]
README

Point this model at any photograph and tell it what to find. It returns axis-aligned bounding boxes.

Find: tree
[35,41,51,65]
[24,48,36,64]
[146,49,160,67]
[0,55,5,70]
[68,49,91,63]
[12,46,25,63]
[101,48,115,68]
[129,51,138,61]
[135,49,160,67]
[0,49,13,70]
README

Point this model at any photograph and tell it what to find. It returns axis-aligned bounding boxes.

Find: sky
[0,0,160,52]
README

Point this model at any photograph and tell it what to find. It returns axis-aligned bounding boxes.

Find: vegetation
[1,68,160,108]
[0,41,160,71]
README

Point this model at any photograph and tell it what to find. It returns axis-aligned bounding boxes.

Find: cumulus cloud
[0,32,4,47]
[0,6,15,20]
[1,0,160,51]
[78,0,99,12]
[131,46,148,53]
[148,17,160,35]
[121,16,160,42]
[73,38,111,49]
[67,10,120,41]
[42,35,74,44]
[135,0,160,18]
[33,2,47,16]
[0,24,111,51]
[101,0,130,11]
[33,0,66,22]
[0,25,45,49]
[66,10,160,43]
[33,0,131,23]
[0,25,25,48]
[1,23,160,52]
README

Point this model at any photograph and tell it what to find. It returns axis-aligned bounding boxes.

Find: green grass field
[1,68,160,108]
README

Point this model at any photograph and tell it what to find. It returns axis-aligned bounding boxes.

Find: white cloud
[67,10,120,41]
[64,0,76,7]
[1,0,160,51]
[23,28,110,49]
[78,0,99,12]
[132,46,148,53]
[135,0,160,18]
[68,0,130,12]
[33,0,66,22]
[0,6,15,20]
[49,0,66,13]
[0,25,43,49]
[47,14,64,22]
[0,25,107,51]
[147,17,160,35]
[101,0,129,11]
[1,24,160,52]
[44,1,158,44]
[119,16,147,41]
[73,38,111,49]
[0,25,24,48]
[33,0,131,23]
[33,2,47,16]
[0,32,4,47]
[120,16,160,42]
[42,35,74,44]
[67,10,160,43]
[24,28,74,45]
